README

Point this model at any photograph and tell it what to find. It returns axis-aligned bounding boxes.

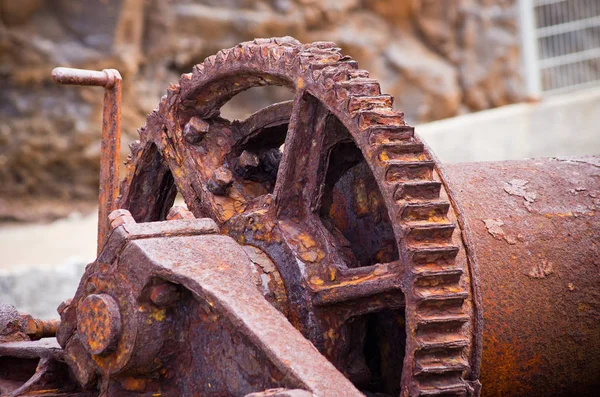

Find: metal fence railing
[520,0,600,95]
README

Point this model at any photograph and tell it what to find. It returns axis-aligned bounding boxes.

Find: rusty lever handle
[51,67,120,88]
[52,67,123,255]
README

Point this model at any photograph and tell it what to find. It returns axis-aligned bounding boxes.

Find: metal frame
[521,0,600,95]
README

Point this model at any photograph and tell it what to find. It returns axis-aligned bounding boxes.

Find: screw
[208,166,234,196]
[183,116,210,145]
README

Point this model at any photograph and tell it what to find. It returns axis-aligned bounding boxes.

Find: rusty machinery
[0,38,599,397]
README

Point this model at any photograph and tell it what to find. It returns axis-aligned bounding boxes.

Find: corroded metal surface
[52,67,122,254]
[118,37,480,397]
[59,213,361,396]
[1,38,598,397]
[442,158,600,396]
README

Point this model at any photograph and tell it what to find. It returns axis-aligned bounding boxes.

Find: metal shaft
[443,157,600,396]
[51,67,122,254]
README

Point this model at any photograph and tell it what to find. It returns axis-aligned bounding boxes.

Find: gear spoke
[272,90,331,220]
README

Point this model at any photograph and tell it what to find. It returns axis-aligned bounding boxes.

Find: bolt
[167,205,195,221]
[183,116,210,145]
[149,283,180,307]
[108,209,135,229]
[77,294,122,356]
[208,166,233,196]
[19,313,60,340]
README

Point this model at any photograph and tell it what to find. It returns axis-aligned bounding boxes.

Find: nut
[183,116,210,145]
[208,166,234,196]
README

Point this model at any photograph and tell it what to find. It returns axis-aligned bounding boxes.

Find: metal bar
[51,67,122,254]
[519,0,543,97]
[536,14,600,38]
[542,76,600,94]
[539,46,600,68]
[534,0,568,7]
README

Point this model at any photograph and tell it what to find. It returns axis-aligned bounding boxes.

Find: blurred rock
[0,0,525,220]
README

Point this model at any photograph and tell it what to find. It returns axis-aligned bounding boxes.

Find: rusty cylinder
[443,157,600,396]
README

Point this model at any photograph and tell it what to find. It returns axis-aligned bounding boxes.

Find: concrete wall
[418,86,600,163]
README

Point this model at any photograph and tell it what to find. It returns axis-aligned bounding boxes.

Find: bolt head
[183,116,209,145]
[208,167,234,195]
[77,294,121,356]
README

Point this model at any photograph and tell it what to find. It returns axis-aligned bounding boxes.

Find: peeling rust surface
[443,158,600,397]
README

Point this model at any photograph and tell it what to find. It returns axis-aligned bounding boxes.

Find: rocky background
[0,0,525,221]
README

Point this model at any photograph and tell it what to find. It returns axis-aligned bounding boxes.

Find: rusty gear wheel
[118,37,482,396]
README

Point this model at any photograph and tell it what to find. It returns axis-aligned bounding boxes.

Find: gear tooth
[348,95,394,114]
[179,73,192,94]
[224,47,237,63]
[247,43,261,58]
[205,54,216,66]
[349,69,370,79]
[254,38,273,45]
[158,94,169,115]
[334,78,380,100]
[193,63,205,75]
[260,45,271,59]
[311,41,338,50]
[298,53,315,72]
[215,49,228,64]
[268,46,285,62]
[358,108,405,130]
[129,139,141,152]
[282,48,296,67]
[165,83,180,109]
[274,36,300,46]
[340,59,359,70]
[232,45,244,59]
[135,126,146,142]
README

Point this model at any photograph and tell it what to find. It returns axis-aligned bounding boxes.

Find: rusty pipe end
[52,67,122,88]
